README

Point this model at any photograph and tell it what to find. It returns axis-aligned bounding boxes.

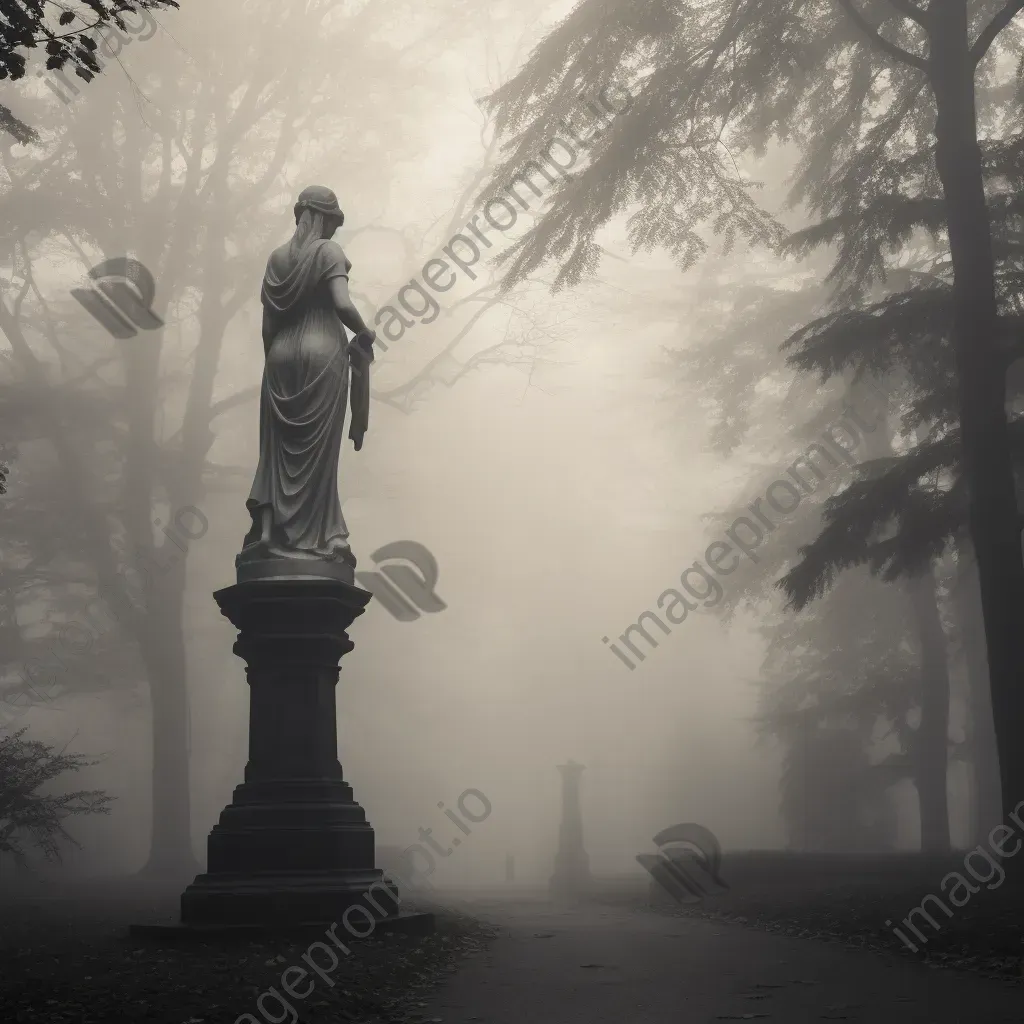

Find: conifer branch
[970,1,1024,65]
[834,0,929,71]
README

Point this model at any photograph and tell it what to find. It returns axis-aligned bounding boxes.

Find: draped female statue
[237,186,376,582]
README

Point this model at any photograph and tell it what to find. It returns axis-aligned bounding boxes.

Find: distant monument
[549,759,592,898]
[171,188,422,932]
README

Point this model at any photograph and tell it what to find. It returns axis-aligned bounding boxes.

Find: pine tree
[476,0,1024,820]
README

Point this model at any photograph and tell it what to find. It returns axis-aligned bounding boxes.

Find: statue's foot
[254,542,354,566]
[236,531,355,568]
[326,544,356,569]
[236,538,269,565]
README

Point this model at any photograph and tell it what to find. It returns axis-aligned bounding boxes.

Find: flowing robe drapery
[242,237,355,562]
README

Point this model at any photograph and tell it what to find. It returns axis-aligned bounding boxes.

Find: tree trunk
[866,407,952,850]
[930,3,1024,821]
[137,229,230,876]
[118,293,200,879]
[136,532,201,878]
[904,568,951,854]
[954,544,1003,842]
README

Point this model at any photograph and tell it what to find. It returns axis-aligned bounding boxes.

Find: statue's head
[294,185,344,238]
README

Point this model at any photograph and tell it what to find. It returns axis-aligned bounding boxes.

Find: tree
[0,1,179,80]
[474,0,1024,820]
[0,727,111,865]
[0,0,560,876]
[0,0,180,143]
[774,709,899,852]
[777,204,1024,840]
[0,0,419,876]
[657,245,959,849]
[0,368,146,737]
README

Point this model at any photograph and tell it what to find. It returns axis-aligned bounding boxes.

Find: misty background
[1,0,974,891]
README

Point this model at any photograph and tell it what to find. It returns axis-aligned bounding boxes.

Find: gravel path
[421,895,1022,1023]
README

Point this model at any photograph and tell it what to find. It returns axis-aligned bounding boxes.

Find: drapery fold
[240,223,359,565]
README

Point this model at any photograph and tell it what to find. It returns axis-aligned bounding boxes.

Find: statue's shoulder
[318,239,351,276]
[266,243,291,270]
[319,238,347,262]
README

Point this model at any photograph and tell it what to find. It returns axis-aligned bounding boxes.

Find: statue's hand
[352,329,376,360]
[347,332,374,384]
[348,330,375,377]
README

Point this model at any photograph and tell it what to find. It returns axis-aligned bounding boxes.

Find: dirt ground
[0,879,494,1023]
[4,855,1024,1023]
[420,893,1023,1023]
[588,851,1024,978]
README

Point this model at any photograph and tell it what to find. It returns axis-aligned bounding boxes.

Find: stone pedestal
[180,577,400,927]
[549,759,591,897]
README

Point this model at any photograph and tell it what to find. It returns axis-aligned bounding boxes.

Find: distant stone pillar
[505,852,515,883]
[549,759,591,897]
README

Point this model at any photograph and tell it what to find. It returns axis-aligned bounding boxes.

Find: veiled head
[294,185,344,237]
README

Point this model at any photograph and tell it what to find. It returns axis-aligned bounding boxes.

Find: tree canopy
[0,0,180,143]
[476,0,1024,821]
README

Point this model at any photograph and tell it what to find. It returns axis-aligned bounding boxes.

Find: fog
[0,0,983,897]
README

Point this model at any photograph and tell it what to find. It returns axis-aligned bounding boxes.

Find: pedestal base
[181,868,398,927]
[177,576,394,930]
[235,557,355,584]
[549,868,593,897]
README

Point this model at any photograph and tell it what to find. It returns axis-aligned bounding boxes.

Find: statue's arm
[328,276,372,337]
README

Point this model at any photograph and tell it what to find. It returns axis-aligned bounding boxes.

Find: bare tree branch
[970,0,1024,65]
[834,0,929,70]
[885,0,929,29]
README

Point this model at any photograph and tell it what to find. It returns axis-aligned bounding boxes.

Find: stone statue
[175,189,410,936]
[237,185,377,583]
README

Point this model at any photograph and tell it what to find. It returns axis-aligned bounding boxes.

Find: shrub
[0,728,112,863]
